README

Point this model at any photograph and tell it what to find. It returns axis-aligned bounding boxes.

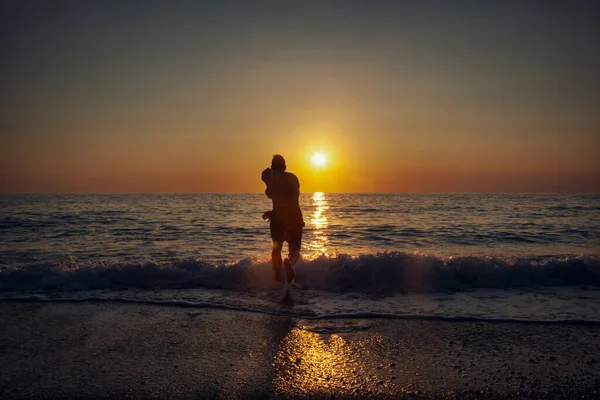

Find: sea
[1,193,599,323]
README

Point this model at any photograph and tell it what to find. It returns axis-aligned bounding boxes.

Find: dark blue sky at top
[3,1,599,108]
[3,1,599,116]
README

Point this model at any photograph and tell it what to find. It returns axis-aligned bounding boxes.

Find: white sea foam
[1,252,598,293]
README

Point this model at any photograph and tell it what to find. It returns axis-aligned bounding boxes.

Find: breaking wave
[1,252,599,293]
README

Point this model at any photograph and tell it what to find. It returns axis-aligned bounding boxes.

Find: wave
[1,252,599,293]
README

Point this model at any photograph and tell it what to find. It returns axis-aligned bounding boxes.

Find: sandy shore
[0,301,598,399]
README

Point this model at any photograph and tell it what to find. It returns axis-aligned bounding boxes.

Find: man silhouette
[262,154,304,283]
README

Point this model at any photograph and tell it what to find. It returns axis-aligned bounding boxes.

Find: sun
[311,152,327,167]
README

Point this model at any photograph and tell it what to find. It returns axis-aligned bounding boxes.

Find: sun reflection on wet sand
[306,192,329,259]
[270,324,410,397]
[272,327,356,397]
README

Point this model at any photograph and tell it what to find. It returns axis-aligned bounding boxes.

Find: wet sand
[0,301,598,399]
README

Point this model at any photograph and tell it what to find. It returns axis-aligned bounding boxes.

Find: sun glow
[311,152,327,167]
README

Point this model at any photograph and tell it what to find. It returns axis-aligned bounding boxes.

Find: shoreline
[1,301,599,399]
[3,295,600,326]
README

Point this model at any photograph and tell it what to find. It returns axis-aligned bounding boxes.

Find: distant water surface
[1,193,598,266]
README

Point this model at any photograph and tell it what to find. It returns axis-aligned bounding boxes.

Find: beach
[4,0,600,396]
[1,301,598,399]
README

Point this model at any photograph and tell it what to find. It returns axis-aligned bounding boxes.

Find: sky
[1,0,599,193]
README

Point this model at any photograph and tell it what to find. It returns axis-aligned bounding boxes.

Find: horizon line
[1,191,599,196]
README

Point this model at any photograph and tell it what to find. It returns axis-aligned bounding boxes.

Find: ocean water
[1,193,599,322]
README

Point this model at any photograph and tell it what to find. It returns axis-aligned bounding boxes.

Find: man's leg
[282,226,302,284]
[270,220,284,282]
[287,226,303,265]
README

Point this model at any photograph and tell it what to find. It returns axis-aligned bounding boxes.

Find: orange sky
[2,2,599,193]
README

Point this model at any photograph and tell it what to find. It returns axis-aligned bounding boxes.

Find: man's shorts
[270,220,303,250]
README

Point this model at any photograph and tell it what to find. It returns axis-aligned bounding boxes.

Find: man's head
[271,154,286,171]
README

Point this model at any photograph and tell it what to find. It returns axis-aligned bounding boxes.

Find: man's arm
[291,173,300,198]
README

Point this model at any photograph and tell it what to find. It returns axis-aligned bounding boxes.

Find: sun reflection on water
[307,192,329,258]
